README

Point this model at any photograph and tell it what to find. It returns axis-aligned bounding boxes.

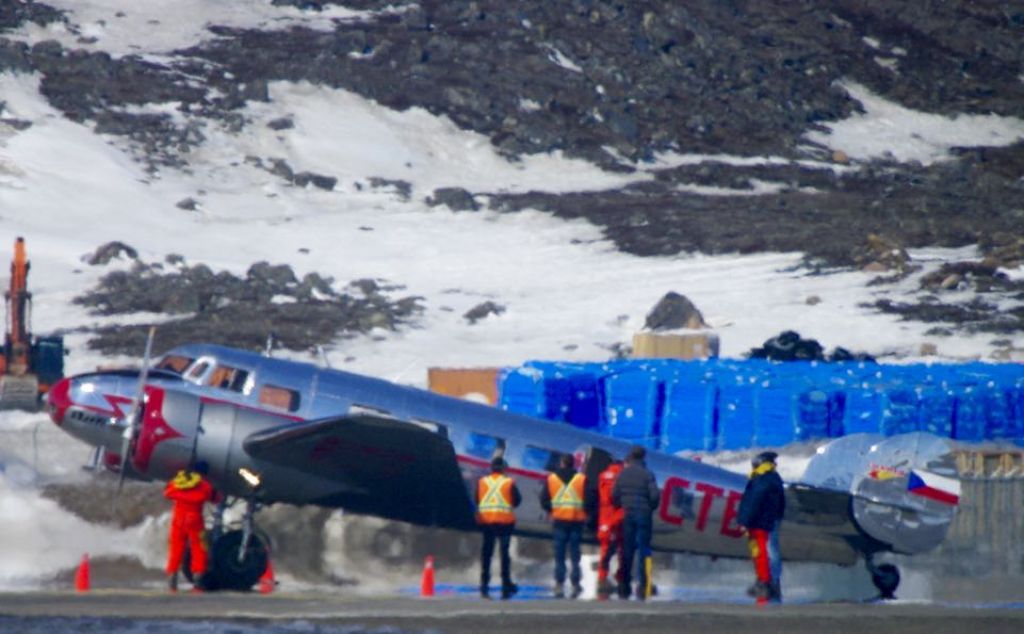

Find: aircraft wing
[243,414,476,529]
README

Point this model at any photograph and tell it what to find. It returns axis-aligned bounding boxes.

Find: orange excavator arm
[4,237,32,374]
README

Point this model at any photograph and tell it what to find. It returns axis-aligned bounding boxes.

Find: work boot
[570,584,583,600]
[617,582,631,600]
[635,584,646,602]
[552,583,565,599]
[753,580,771,604]
[167,572,178,593]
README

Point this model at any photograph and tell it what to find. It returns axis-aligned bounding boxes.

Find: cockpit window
[155,355,193,375]
[207,364,250,393]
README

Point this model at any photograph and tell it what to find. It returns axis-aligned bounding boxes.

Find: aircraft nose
[47,376,72,425]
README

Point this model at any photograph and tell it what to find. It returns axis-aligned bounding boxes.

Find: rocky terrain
[2,0,1023,352]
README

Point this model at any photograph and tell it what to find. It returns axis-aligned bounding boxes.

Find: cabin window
[206,364,250,393]
[156,355,192,375]
[259,384,301,412]
[466,432,505,461]
[522,446,564,472]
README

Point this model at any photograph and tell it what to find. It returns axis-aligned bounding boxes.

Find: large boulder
[643,292,707,331]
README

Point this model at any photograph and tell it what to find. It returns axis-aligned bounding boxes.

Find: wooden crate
[427,367,501,405]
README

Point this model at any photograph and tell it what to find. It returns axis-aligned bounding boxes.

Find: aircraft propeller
[111,326,157,517]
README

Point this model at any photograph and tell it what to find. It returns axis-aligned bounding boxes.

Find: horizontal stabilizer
[800,432,960,554]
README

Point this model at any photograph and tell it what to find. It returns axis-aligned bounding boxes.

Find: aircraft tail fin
[801,432,960,554]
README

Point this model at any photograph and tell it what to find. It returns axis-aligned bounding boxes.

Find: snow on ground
[805,81,1024,165]
[1,2,1023,592]
[7,0,387,57]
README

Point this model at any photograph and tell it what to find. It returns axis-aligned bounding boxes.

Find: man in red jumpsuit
[596,458,625,599]
[164,462,219,592]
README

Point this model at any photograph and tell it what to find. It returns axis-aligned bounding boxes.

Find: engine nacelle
[136,386,342,502]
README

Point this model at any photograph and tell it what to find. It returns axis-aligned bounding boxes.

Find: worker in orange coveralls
[164,461,219,592]
[596,458,625,599]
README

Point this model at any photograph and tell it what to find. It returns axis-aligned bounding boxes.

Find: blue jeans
[621,515,652,597]
[553,521,583,587]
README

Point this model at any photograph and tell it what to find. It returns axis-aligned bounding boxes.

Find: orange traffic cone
[74,554,91,592]
[258,558,276,594]
[420,555,435,597]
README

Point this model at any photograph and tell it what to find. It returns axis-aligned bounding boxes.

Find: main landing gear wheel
[208,529,270,591]
[866,559,900,600]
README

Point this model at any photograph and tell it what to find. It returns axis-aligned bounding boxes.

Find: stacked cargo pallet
[497,358,1024,451]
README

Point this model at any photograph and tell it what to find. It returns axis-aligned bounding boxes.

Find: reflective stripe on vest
[478,474,515,525]
[548,473,586,522]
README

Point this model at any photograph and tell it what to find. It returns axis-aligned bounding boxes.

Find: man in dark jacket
[540,453,587,599]
[737,450,786,603]
[611,445,659,600]
[476,456,522,599]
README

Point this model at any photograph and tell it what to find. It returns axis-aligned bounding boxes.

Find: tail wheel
[206,529,269,591]
[871,563,900,600]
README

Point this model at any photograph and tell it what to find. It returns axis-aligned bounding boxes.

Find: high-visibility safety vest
[548,472,587,522]
[477,473,516,525]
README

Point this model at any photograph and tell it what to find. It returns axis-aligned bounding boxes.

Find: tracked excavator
[0,237,64,410]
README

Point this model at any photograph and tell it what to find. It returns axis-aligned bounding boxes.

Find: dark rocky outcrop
[72,258,424,355]
[463,300,504,324]
[644,292,706,331]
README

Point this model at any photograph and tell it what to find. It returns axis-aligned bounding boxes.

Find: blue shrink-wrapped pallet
[981,381,1019,440]
[497,363,602,429]
[497,366,550,419]
[1012,381,1024,441]
[797,388,832,440]
[602,369,664,445]
[531,361,607,431]
[717,379,758,450]
[842,383,884,435]
[952,384,987,442]
[917,384,955,437]
[826,390,847,437]
[753,379,797,448]
[880,387,920,436]
[661,379,718,452]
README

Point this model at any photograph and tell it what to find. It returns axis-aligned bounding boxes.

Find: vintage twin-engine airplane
[47,342,961,596]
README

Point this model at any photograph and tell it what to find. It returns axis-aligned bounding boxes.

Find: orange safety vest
[477,473,516,525]
[547,472,586,522]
